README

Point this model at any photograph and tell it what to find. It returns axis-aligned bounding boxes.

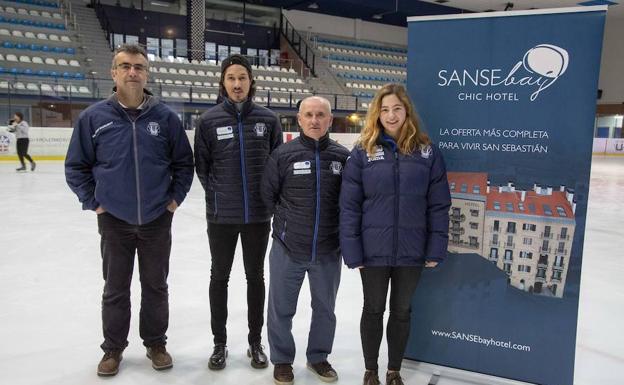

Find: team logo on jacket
[293,160,311,175]
[367,145,385,162]
[330,161,343,175]
[147,122,160,136]
[420,144,432,159]
[216,126,233,140]
[254,122,267,137]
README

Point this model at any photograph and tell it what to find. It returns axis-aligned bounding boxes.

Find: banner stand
[403,360,537,385]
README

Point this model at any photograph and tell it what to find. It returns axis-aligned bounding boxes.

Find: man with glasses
[65,44,194,377]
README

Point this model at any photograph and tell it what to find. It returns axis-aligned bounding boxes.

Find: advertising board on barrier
[406,7,606,385]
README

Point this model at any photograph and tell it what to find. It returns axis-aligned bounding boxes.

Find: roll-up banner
[406,7,606,385]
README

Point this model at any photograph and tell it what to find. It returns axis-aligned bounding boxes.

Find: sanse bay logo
[437,44,569,101]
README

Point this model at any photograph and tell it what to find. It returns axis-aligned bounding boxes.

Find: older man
[65,44,194,376]
[261,96,349,385]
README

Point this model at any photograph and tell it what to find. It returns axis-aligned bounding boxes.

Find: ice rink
[0,156,622,385]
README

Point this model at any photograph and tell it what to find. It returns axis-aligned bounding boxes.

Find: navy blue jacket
[195,98,282,224]
[339,139,451,268]
[261,132,349,263]
[65,93,194,225]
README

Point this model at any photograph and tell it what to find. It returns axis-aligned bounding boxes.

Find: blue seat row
[4,0,59,9]
[316,37,406,54]
[352,91,375,98]
[0,66,84,79]
[327,54,406,68]
[337,72,404,83]
[2,41,75,54]
[0,15,65,29]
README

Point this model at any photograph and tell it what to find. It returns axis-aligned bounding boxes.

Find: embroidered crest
[367,145,385,162]
[329,161,343,175]
[254,122,267,137]
[147,121,160,136]
[420,144,433,159]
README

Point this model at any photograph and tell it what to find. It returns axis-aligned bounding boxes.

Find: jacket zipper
[392,150,399,265]
[311,141,321,263]
[132,121,141,225]
[237,112,249,224]
[118,105,150,226]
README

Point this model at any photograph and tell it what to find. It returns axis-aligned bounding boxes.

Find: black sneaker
[247,342,268,369]
[307,360,338,382]
[16,166,26,172]
[208,343,227,370]
[273,363,294,385]
[31,161,36,171]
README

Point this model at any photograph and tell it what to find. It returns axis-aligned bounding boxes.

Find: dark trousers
[16,138,33,167]
[267,241,341,365]
[97,210,173,352]
[207,221,270,345]
[360,266,423,371]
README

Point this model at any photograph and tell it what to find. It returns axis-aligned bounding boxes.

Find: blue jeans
[359,266,423,371]
[267,241,341,365]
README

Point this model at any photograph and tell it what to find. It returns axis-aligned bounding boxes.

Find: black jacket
[195,98,282,224]
[261,131,350,263]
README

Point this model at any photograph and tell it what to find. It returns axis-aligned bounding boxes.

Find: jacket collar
[222,97,254,117]
[107,89,157,115]
[299,130,330,151]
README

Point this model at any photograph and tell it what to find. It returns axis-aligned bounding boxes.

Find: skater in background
[8,112,35,172]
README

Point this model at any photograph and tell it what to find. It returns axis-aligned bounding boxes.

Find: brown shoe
[307,361,338,382]
[97,350,123,377]
[363,370,381,385]
[146,345,173,370]
[386,371,404,385]
[273,363,294,385]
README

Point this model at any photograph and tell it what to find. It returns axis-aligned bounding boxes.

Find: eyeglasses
[114,63,148,73]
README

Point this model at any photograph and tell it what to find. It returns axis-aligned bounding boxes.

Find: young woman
[340,84,451,385]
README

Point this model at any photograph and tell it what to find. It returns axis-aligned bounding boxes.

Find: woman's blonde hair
[359,83,430,156]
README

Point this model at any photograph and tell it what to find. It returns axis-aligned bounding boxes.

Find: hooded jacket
[65,92,194,225]
[194,98,282,224]
[340,137,451,268]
